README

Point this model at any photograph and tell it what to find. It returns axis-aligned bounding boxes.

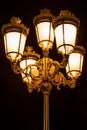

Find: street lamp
[1,8,85,130]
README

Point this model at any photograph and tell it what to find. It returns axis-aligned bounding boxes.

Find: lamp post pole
[43,90,50,130]
[41,82,52,130]
[41,49,51,130]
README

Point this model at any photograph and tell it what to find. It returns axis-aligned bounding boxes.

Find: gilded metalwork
[23,55,77,92]
[33,8,53,25]
[72,45,85,55]
[11,46,40,74]
[10,44,84,93]
[2,16,29,36]
[1,9,85,93]
[23,45,40,59]
[53,9,80,28]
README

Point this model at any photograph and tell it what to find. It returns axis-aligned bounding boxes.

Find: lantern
[33,8,54,51]
[19,46,40,84]
[66,46,85,79]
[53,10,80,55]
[1,17,29,62]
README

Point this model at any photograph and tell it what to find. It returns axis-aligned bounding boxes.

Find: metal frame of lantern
[1,16,29,62]
[53,9,80,55]
[33,8,54,51]
[66,45,85,79]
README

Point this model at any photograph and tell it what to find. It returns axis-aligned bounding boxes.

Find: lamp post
[1,8,85,130]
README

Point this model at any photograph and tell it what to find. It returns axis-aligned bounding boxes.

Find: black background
[0,0,87,130]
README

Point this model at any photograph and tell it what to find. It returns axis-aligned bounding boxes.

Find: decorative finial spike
[40,8,51,15]
[10,16,21,24]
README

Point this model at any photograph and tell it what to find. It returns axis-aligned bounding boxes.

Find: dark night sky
[0,0,87,130]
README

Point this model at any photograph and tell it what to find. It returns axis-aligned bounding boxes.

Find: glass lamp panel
[55,24,77,54]
[36,22,54,50]
[66,52,84,78]
[21,72,32,83]
[20,59,36,69]
[20,58,38,84]
[4,32,26,61]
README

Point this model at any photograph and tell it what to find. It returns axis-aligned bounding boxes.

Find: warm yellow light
[2,16,29,62]
[21,73,32,84]
[66,52,84,78]
[20,59,36,69]
[20,59,38,83]
[4,32,26,61]
[35,22,54,50]
[55,24,77,54]
[33,8,54,50]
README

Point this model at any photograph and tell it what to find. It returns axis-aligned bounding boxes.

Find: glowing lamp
[1,17,29,62]
[33,8,54,51]
[19,46,40,84]
[53,10,80,55]
[66,46,85,79]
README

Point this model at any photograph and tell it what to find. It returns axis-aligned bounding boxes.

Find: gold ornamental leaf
[49,64,55,75]
[34,79,42,87]
[31,68,39,77]
[54,73,60,83]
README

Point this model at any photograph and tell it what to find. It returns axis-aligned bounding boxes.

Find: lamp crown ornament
[10,16,21,24]
[23,45,40,59]
[73,45,85,54]
[33,8,53,25]
[53,9,80,29]
[2,16,29,36]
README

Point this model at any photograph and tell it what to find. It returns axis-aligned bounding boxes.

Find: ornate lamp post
[1,8,85,130]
